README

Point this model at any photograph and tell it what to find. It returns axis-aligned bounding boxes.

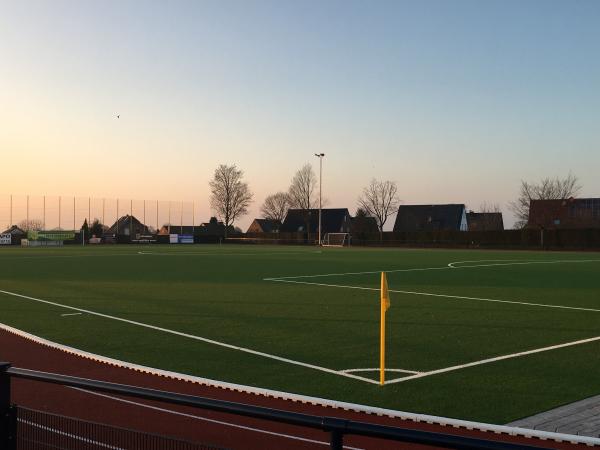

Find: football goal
[322,233,350,247]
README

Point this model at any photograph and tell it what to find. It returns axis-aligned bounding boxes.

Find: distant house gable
[528,198,600,229]
[246,219,281,233]
[1,225,26,236]
[280,208,351,234]
[394,204,468,232]
[105,215,147,236]
[466,212,504,231]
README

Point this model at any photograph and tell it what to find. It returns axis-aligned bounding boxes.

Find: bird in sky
[116,115,120,119]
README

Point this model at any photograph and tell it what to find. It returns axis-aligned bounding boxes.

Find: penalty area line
[0,289,377,385]
[265,279,600,313]
[384,334,600,384]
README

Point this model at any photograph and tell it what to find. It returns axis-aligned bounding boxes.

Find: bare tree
[357,179,400,239]
[288,164,317,210]
[260,192,290,223]
[509,173,581,228]
[479,202,501,213]
[288,164,318,238]
[209,164,253,237]
[17,219,44,231]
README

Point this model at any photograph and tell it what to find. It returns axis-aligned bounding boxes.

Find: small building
[528,198,600,229]
[0,225,26,245]
[158,225,201,235]
[466,212,504,231]
[246,219,281,233]
[105,215,148,236]
[280,208,352,234]
[350,215,379,234]
[393,204,468,232]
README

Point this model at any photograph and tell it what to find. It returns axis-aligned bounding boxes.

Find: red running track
[0,327,591,450]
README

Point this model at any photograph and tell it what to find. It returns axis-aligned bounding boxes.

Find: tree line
[209,163,582,235]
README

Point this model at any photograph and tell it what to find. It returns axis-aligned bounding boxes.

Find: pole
[43,196,46,230]
[314,153,324,245]
[380,293,386,386]
[73,197,75,231]
[130,199,133,237]
[319,156,322,245]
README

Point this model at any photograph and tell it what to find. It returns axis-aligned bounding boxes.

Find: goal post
[322,233,350,247]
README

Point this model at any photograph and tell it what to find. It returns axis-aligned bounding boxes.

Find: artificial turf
[1,244,599,424]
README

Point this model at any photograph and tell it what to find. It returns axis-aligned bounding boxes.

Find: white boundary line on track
[19,418,124,450]
[0,289,377,385]
[72,388,364,450]
[2,323,599,446]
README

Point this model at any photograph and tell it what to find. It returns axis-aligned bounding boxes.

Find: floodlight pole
[314,153,325,246]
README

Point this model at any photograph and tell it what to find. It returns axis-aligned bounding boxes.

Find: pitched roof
[466,212,504,231]
[105,215,147,234]
[246,219,281,233]
[528,198,600,229]
[394,204,467,232]
[1,225,26,235]
[280,209,351,234]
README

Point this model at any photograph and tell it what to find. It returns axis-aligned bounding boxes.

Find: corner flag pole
[380,271,390,386]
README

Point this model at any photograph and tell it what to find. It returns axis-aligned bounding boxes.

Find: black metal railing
[1,363,556,450]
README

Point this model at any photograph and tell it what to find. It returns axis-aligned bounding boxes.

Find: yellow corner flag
[380,272,390,385]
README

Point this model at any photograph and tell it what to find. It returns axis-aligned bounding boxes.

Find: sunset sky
[1,0,599,230]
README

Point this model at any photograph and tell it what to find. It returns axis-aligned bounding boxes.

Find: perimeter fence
[0,194,199,233]
[0,364,555,450]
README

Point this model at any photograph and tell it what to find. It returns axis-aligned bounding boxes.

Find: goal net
[322,233,350,247]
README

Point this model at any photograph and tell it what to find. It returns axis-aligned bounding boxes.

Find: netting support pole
[0,362,16,450]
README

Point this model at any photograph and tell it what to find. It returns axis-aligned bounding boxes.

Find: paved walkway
[508,395,600,437]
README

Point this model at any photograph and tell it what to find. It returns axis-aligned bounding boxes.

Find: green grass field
[1,244,600,424]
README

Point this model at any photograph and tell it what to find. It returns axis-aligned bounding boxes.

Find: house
[527,198,600,229]
[350,215,379,234]
[246,219,281,233]
[0,225,26,245]
[393,204,468,232]
[105,215,148,236]
[158,225,201,235]
[280,209,352,234]
[466,212,504,231]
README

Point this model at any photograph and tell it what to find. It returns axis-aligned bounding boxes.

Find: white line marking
[447,259,600,269]
[266,279,600,313]
[3,323,600,446]
[19,418,124,449]
[265,258,600,281]
[61,312,83,317]
[138,250,322,257]
[384,334,600,384]
[342,368,421,374]
[72,388,364,450]
[0,289,378,385]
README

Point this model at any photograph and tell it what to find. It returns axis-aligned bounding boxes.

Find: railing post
[1,362,16,450]
[322,417,348,450]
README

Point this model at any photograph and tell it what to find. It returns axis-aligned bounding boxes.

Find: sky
[1,0,599,230]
